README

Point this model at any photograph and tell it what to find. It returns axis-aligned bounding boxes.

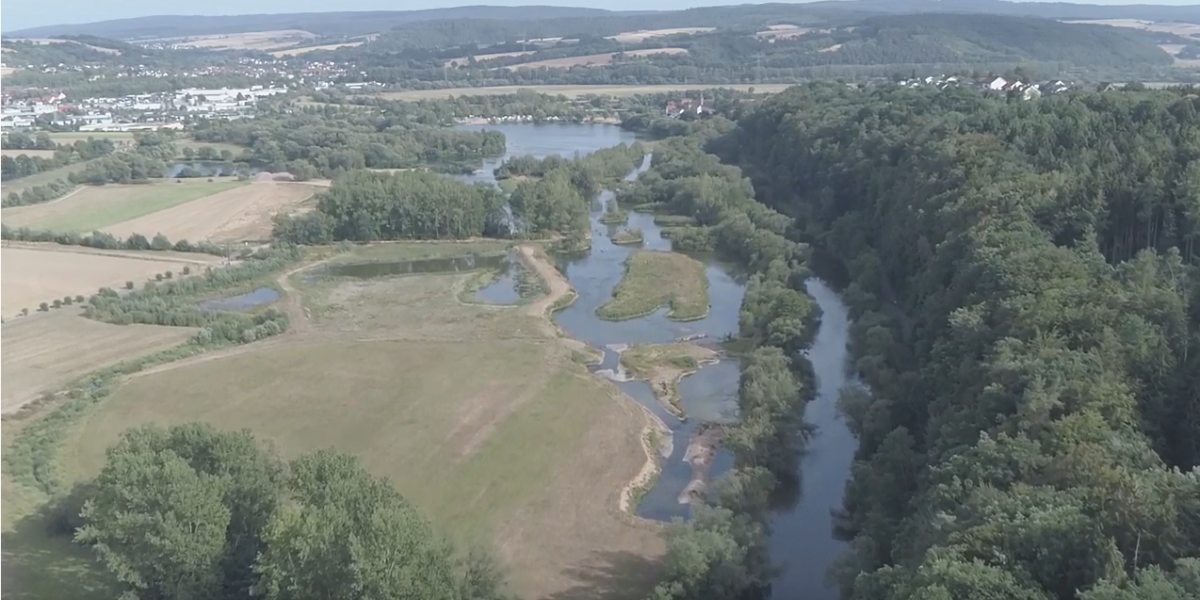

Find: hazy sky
[3,0,1198,33]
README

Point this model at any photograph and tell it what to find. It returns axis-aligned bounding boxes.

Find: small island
[611,227,644,245]
[598,200,629,225]
[619,342,719,420]
[596,250,709,321]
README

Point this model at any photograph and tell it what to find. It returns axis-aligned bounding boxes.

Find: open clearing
[1067,19,1200,39]
[0,149,56,158]
[606,27,714,43]
[376,83,795,100]
[597,250,710,322]
[271,41,364,56]
[506,48,688,70]
[444,50,535,67]
[0,311,195,414]
[13,242,665,600]
[2,179,245,232]
[0,245,221,317]
[101,181,318,243]
[144,30,317,51]
[755,24,819,39]
[4,38,119,54]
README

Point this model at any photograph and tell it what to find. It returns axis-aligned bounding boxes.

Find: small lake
[452,122,643,185]
[199,287,280,312]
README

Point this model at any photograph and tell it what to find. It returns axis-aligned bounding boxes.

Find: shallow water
[199,287,281,312]
[463,123,859,598]
[452,122,644,185]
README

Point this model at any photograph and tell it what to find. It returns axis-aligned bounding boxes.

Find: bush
[75,295,85,303]
[39,302,49,312]
[125,281,135,290]
[63,296,73,306]
[21,308,29,316]
[155,273,164,281]
[164,271,173,279]
[52,299,62,309]
[182,266,191,275]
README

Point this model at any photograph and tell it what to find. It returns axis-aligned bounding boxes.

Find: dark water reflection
[198,287,280,311]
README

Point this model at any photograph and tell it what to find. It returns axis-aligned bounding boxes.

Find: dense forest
[191,110,506,178]
[62,422,514,600]
[709,83,1200,599]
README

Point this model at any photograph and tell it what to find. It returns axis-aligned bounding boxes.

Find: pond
[477,122,859,599]
[199,287,281,312]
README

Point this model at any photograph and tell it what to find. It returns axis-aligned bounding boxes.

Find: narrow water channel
[457,123,861,599]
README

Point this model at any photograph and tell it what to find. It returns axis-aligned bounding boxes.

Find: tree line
[57,422,515,600]
[0,136,114,180]
[715,82,1200,599]
[2,223,229,256]
[190,109,506,178]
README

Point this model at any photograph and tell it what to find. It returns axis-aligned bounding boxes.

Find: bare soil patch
[606,27,714,43]
[102,181,317,243]
[755,25,817,39]
[0,245,218,317]
[506,48,687,70]
[1,311,194,413]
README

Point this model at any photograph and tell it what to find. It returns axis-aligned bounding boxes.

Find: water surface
[199,287,281,312]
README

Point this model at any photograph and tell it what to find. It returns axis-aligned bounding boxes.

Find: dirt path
[276,260,317,336]
[517,244,668,521]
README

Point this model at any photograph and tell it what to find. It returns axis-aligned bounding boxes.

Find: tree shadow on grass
[544,550,663,600]
[1,504,114,600]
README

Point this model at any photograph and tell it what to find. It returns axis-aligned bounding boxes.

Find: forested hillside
[713,84,1200,599]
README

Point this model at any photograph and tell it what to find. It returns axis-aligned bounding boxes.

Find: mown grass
[597,250,709,321]
[2,179,246,232]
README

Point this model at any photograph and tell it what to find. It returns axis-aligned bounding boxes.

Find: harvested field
[44,244,664,600]
[755,25,817,39]
[44,131,136,145]
[0,149,56,158]
[0,67,15,76]
[597,250,710,322]
[270,41,364,57]
[375,83,795,100]
[102,181,318,243]
[1067,19,1200,39]
[0,245,220,317]
[606,27,714,43]
[506,48,688,70]
[0,311,195,414]
[146,29,317,51]
[1,179,245,232]
[443,50,535,67]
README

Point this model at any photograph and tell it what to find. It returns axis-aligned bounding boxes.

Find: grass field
[100,181,318,244]
[144,29,317,51]
[1,179,245,232]
[0,149,56,158]
[506,48,687,70]
[0,245,220,317]
[375,83,796,100]
[605,27,714,43]
[271,41,363,56]
[0,241,665,600]
[597,250,709,322]
[0,311,196,414]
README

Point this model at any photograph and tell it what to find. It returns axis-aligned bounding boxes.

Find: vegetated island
[611,227,644,245]
[596,249,709,321]
[619,341,719,420]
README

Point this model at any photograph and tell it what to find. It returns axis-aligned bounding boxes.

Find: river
[457,122,859,600]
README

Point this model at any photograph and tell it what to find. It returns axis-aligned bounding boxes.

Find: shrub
[39,302,49,312]
[155,273,164,281]
[125,281,135,290]
[164,271,173,279]
[21,308,29,316]
[52,299,62,309]
[75,295,85,303]
[63,296,73,306]
[182,266,191,275]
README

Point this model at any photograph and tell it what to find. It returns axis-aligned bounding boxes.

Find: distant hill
[7,0,1199,41]
[3,6,647,39]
